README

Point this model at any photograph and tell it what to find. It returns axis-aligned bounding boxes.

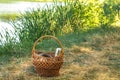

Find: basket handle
[32,35,64,56]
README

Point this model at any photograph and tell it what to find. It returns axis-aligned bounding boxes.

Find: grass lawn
[0,27,120,80]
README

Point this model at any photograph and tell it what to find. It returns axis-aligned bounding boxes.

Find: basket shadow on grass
[25,65,37,76]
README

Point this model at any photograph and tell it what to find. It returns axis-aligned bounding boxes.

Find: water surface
[0,1,64,44]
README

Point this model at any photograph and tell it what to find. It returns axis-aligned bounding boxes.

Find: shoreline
[0,0,64,3]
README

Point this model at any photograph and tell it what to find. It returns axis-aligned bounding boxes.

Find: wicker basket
[32,35,64,77]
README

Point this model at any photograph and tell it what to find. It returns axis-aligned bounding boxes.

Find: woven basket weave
[32,35,64,77]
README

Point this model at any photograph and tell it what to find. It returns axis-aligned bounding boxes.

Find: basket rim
[32,50,64,59]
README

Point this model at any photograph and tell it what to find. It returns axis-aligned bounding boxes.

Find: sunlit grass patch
[71,45,93,54]
[0,13,20,21]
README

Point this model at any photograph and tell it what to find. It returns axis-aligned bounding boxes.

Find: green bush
[99,0,119,29]
[13,0,119,42]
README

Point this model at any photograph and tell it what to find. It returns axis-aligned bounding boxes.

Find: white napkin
[55,48,61,56]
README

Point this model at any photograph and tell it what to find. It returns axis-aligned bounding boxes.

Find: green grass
[0,13,20,21]
[0,27,120,80]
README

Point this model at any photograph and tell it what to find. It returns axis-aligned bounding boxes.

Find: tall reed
[13,0,119,42]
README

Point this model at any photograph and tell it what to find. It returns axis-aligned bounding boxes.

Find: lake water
[0,21,17,43]
[0,2,56,14]
[0,2,64,44]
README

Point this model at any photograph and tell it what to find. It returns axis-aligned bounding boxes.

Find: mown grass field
[0,27,120,80]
